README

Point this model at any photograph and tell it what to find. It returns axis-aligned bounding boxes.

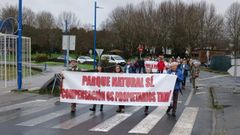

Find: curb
[209,87,219,107]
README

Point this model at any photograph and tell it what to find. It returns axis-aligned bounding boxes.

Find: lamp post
[93,0,103,69]
[17,0,23,90]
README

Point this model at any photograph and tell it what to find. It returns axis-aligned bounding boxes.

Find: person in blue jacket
[166,62,183,117]
[179,59,190,90]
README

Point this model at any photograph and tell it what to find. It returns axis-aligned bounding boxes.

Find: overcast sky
[0,0,239,28]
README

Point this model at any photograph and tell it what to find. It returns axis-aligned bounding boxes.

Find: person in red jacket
[157,55,165,73]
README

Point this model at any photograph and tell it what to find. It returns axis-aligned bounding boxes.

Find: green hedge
[35,54,48,63]
[209,56,231,71]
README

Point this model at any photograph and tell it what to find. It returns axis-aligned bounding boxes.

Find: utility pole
[17,0,22,90]
[93,0,97,69]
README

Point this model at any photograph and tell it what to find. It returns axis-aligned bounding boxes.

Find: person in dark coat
[180,60,190,89]
[89,64,104,112]
[166,62,183,117]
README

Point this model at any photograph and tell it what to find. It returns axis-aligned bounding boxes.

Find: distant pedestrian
[191,62,200,90]
[180,60,190,90]
[138,58,145,73]
[157,55,165,73]
[89,64,104,112]
[166,62,183,117]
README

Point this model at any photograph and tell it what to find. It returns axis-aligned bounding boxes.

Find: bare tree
[225,2,240,54]
[36,11,55,29]
[57,11,80,30]
[23,7,36,27]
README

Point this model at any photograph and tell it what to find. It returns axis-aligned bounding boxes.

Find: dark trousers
[92,104,103,109]
[139,66,145,73]
[167,91,179,113]
[182,76,186,86]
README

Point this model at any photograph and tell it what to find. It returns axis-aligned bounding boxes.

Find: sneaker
[100,108,103,112]
[121,108,125,113]
[116,108,121,113]
[89,108,96,112]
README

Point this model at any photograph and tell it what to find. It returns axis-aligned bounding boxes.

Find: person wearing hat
[89,64,104,112]
[166,62,183,117]
[191,62,200,90]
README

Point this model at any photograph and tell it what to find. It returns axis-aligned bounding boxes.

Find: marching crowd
[66,55,201,117]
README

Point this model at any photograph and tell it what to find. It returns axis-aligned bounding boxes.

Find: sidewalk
[0,66,65,95]
[199,71,240,135]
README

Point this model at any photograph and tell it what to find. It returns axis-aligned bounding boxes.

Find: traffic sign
[96,49,104,56]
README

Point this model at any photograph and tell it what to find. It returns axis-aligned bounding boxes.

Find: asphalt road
[0,75,215,135]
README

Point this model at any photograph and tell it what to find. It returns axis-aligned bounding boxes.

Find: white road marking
[199,75,229,81]
[0,99,47,113]
[128,107,167,134]
[16,105,87,127]
[185,88,194,106]
[169,107,199,135]
[52,106,114,129]
[89,107,142,132]
[196,92,207,95]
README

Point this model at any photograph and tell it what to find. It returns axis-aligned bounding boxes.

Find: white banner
[60,71,177,106]
[145,61,158,73]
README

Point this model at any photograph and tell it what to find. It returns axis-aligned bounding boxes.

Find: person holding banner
[89,65,104,112]
[62,60,81,113]
[166,62,183,117]
[115,64,125,113]
[144,67,152,115]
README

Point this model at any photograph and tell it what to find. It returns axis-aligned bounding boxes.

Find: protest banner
[144,61,158,73]
[60,71,177,106]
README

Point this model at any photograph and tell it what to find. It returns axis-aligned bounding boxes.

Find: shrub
[35,54,48,63]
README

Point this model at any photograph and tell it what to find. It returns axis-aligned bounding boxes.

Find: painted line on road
[128,107,167,134]
[169,107,199,135]
[52,105,114,129]
[199,75,229,81]
[0,98,59,123]
[0,99,47,113]
[89,107,142,132]
[16,105,87,127]
[196,92,207,95]
[185,88,194,106]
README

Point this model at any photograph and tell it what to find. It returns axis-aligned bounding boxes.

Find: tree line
[0,1,240,58]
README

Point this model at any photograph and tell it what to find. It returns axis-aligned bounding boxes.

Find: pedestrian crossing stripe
[2,102,199,134]
[52,105,115,129]
[169,107,199,135]
[16,105,88,127]
[128,107,167,134]
[89,107,142,132]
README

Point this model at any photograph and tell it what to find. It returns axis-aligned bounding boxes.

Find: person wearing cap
[157,55,165,73]
[166,62,183,117]
[89,64,104,112]
[191,62,200,90]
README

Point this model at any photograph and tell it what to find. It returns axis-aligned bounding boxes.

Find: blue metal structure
[64,20,68,67]
[17,0,23,90]
[93,1,97,69]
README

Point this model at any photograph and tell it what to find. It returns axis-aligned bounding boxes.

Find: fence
[0,33,31,88]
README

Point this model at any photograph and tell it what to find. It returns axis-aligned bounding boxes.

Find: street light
[93,0,103,69]
[18,0,23,90]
